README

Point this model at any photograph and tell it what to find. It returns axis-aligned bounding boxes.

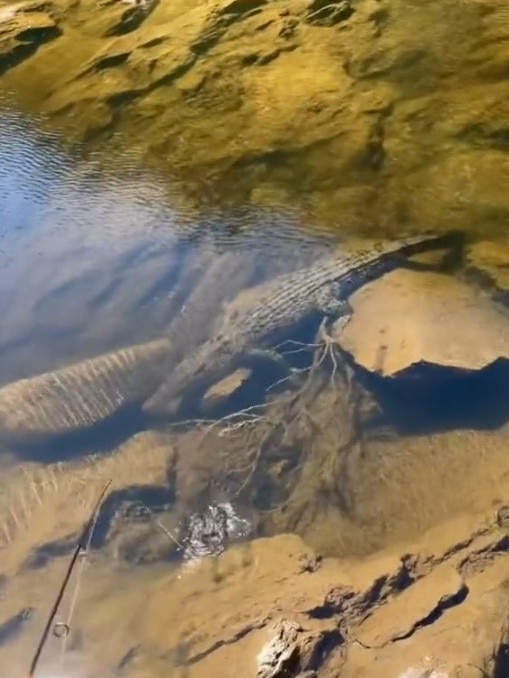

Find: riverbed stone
[466,237,509,298]
[202,368,252,411]
[0,0,492,225]
[0,1,60,76]
[334,269,509,377]
[0,0,507,228]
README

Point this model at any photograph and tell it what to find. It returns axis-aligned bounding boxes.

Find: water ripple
[0,101,330,386]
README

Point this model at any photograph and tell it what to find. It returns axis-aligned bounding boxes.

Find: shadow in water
[360,357,509,436]
[0,608,35,649]
[494,644,509,678]
[8,403,151,464]
[90,483,174,550]
[18,482,174,572]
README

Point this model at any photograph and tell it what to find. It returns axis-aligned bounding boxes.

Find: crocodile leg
[312,282,353,346]
[325,311,352,339]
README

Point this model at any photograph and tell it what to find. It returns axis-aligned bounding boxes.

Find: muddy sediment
[3,299,509,676]
[2,506,509,677]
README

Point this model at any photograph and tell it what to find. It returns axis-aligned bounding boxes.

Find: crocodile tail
[0,338,172,445]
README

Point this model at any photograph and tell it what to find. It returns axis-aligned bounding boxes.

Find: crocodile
[0,252,261,448]
[0,338,172,447]
[143,230,464,417]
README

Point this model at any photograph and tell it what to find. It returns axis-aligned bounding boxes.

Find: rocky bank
[1,0,509,230]
[2,503,509,677]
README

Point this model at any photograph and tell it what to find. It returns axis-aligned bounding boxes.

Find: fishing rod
[27,479,112,678]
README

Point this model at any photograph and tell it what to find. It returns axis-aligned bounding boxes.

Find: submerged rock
[466,237,509,300]
[334,269,509,377]
[256,619,302,678]
[0,1,61,76]
[0,0,507,228]
[202,368,252,411]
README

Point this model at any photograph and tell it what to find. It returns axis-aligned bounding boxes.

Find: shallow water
[0,102,354,676]
[0,104,331,379]
[2,0,509,671]
[0,103,325,673]
[1,97,509,676]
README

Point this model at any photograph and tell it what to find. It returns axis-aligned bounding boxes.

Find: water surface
[1,100,509,678]
[0,103,338,674]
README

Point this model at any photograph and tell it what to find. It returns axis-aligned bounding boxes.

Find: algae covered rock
[466,237,509,298]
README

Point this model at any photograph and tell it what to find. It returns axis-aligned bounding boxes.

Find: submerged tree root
[171,335,378,546]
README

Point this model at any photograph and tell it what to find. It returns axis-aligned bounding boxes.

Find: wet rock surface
[0,1,61,76]
[2,515,509,677]
[335,267,509,377]
[466,237,509,302]
[0,0,508,228]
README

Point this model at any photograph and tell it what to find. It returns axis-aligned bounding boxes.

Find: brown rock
[202,367,252,410]
[0,1,60,76]
[355,563,465,647]
[496,504,509,529]
[0,0,378,207]
[335,269,509,377]
[341,560,509,678]
[101,0,159,38]
[305,0,355,26]
[256,619,302,678]
[0,0,506,228]
[467,238,509,297]
[65,0,159,38]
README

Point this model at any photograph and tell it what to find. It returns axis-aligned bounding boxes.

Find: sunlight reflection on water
[0,99,333,412]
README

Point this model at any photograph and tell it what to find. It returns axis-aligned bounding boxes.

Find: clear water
[0,102,353,676]
[0,90,509,677]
